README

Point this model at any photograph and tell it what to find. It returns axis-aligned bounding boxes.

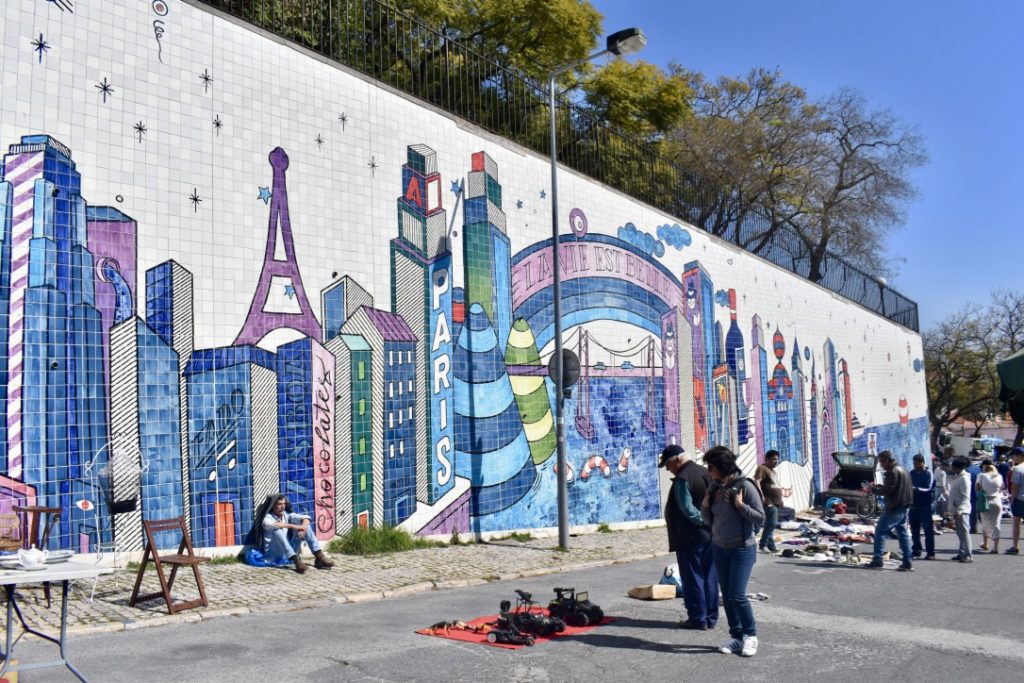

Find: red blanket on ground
[416,609,613,650]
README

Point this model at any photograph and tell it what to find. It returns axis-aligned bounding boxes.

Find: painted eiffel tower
[234,147,322,345]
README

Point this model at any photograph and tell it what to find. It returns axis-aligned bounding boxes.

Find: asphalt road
[12,529,1024,682]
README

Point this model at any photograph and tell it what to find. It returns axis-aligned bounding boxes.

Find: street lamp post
[548,28,647,550]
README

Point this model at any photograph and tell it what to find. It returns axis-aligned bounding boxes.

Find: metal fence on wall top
[199,0,920,332]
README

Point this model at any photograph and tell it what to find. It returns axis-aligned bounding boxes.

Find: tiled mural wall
[0,0,929,550]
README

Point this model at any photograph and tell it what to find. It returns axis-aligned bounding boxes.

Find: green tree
[924,307,1001,452]
[582,59,691,140]
[666,68,815,253]
[784,89,927,281]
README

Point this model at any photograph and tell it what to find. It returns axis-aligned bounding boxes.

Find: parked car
[822,451,878,508]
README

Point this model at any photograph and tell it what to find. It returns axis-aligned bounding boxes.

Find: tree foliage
[666,70,926,281]
[924,307,999,451]
[225,0,925,286]
[924,289,1024,448]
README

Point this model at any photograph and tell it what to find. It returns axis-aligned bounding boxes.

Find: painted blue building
[185,346,279,548]
[462,151,512,352]
[390,144,455,506]
[340,306,418,526]
[108,317,185,549]
[0,135,109,550]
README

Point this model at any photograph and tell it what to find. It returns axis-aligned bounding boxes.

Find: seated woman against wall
[247,493,335,573]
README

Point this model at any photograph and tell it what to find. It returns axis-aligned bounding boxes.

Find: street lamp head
[607,28,647,56]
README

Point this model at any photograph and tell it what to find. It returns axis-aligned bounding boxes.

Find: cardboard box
[627,584,676,600]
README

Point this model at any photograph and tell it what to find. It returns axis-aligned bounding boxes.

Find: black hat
[658,444,685,468]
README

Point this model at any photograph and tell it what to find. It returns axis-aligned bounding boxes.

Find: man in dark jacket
[866,450,915,571]
[661,444,717,630]
[908,454,935,560]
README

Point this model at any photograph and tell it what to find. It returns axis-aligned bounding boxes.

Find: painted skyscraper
[0,135,109,549]
[462,152,512,351]
[145,260,195,529]
[724,289,749,444]
[748,315,769,462]
[683,262,716,451]
[341,306,419,526]
[390,144,455,505]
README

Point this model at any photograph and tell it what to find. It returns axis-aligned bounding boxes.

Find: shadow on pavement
[560,632,721,654]
[600,615,680,630]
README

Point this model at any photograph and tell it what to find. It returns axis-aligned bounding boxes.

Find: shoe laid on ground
[678,620,709,630]
[924,555,936,560]
[897,564,914,572]
[741,636,759,657]
[292,554,308,574]
[864,560,884,569]
[719,638,743,655]
[959,556,974,563]
[1006,547,1019,555]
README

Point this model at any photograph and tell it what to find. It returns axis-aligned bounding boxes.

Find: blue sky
[592,0,1023,330]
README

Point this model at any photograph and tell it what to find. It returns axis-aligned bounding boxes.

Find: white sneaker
[741,635,758,657]
[719,638,742,654]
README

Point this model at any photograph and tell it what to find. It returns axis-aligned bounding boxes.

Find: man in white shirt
[1005,447,1024,555]
[948,457,973,563]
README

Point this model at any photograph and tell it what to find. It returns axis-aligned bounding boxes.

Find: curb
[61,550,673,637]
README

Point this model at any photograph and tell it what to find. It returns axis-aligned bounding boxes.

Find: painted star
[32,33,51,63]
[133,121,147,143]
[284,284,296,299]
[213,115,223,136]
[95,77,114,103]
[315,134,324,149]
[450,179,463,198]
[257,186,272,204]
[367,156,378,175]
[516,199,523,209]
[189,188,202,212]
[337,113,347,130]
[539,189,546,199]
[200,69,213,93]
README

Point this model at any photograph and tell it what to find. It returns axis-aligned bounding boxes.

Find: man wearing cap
[908,454,935,560]
[661,444,717,630]
[1005,447,1024,555]
[866,450,914,571]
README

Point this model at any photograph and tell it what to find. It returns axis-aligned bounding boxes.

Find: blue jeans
[675,540,718,628]
[265,516,323,563]
[712,544,757,639]
[872,505,913,566]
[908,505,934,556]
[759,505,778,551]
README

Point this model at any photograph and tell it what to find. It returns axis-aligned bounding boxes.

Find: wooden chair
[13,505,61,608]
[129,517,210,615]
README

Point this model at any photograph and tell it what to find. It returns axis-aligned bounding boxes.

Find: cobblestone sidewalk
[13,526,671,636]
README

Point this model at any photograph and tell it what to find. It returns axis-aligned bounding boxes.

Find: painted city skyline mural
[0,0,928,551]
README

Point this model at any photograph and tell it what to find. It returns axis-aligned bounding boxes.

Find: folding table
[0,561,112,682]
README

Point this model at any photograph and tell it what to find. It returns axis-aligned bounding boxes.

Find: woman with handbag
[976,459,1004,553]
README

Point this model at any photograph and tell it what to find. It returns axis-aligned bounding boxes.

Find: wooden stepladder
[129,517,210,615]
